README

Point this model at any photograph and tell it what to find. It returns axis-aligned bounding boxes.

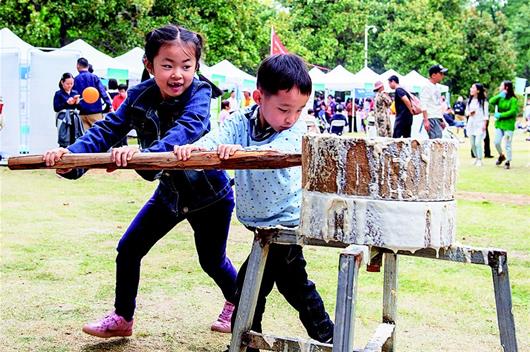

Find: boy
[174,54,334,350]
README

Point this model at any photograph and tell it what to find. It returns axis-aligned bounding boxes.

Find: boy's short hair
[118,83,128,91]
[336,104,344,112]
[257,54,312,96]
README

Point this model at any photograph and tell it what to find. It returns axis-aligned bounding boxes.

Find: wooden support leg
[490,253,518,352]
[382,253,398,352]
[229,237,270,352]
[332,245,366,352]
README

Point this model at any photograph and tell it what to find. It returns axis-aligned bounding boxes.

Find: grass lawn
[1,129,528,351]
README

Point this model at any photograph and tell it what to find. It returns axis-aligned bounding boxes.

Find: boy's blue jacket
[65,78,232,212]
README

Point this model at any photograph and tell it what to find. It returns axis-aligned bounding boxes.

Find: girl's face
[499,82,505,92]
[469,84,477,97]
[62,77,74,92]
[147,40,197,99]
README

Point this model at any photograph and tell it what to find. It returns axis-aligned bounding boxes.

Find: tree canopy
[1,0,526,97]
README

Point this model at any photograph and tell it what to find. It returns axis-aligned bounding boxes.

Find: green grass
[1,131,529,351]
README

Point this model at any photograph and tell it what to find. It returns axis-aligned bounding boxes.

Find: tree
[502,0,530,80]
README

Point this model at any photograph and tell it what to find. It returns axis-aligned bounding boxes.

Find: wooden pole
[7,151,302,171]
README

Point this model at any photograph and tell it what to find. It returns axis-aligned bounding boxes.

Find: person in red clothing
[112,84,128,111]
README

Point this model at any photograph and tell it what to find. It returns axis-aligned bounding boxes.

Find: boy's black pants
[231,244,334,350]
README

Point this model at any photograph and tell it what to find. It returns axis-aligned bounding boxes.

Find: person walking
[465,83,489,166]
[489,80,518,169]
[420,64,448,139]
[388,75,414,138]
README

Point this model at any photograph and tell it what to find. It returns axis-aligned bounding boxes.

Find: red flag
[270,27,288,56]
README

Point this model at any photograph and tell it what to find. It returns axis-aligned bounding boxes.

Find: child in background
[219,99,231,125]
[174,54,334,351]
[329,104,348,135]
[111,83,128,112]
[43,24,238,338]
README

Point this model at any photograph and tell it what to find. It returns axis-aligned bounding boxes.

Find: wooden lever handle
[8,151,302,170]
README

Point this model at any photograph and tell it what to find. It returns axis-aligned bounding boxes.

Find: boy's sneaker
[211,301,234,333]
[496,154,506,165]
[82,312,133,338]
[504,161,511,169]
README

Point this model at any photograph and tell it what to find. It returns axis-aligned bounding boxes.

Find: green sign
[107,68,129,81]
[313,83,325,91]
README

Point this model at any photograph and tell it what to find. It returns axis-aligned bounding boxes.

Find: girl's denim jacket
[66,78,232,213]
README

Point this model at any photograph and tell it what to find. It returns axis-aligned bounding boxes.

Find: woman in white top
[465,83,489,166]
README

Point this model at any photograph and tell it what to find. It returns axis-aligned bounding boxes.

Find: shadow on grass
[81,338,131,351]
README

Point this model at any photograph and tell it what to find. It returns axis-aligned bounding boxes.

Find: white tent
[0,28,36,157]
[351,66,380,89]
[207,59,256,91]
[0,28,35,63]
[114,47,144,81]
[58,39,128,78]
[309,67,327,89]
[403,70,448,93]
[26,50,79,154]
[323,65,361,91]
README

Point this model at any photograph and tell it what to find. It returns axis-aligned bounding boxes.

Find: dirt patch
[456,191,530,206]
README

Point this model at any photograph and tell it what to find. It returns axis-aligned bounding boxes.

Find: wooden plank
[7,151,302,170]
[375,246,507,266]
[229,237,271,352]
[245,331,336,351]
[382,254,398,352]
[363,323,395,352]
[490,254,519,352]
[332,245,365,352]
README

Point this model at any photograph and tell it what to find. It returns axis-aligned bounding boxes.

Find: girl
[489,80,518,169]
[43,24,237,337]
[466,83,489,166]
[53,72,79,113]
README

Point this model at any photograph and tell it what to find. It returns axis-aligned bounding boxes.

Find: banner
[270,27,288,56]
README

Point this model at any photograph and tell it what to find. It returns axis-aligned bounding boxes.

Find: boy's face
[255,88,309,132]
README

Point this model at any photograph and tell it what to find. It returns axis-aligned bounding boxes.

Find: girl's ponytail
[197,73,223,99]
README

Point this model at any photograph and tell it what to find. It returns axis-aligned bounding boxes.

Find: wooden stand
[229,228,518,352]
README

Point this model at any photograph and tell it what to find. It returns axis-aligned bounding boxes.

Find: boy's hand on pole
[217,144,243,160]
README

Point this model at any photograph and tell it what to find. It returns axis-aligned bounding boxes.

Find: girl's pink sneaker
[82,312,133,338]
[211,301,234,333]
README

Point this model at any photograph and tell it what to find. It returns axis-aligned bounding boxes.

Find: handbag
[407,91,423,115]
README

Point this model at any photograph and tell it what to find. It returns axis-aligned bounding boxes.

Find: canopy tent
[322,65,361,91]
[207,59,256,91]
[0,28,35,63]
[308,67,327,91]
[352,66,380,90]
[114,47,144,82]
[403,70,448,93]
[0,28,35,158]
[57,39,129,79]
[26,50,79,154]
